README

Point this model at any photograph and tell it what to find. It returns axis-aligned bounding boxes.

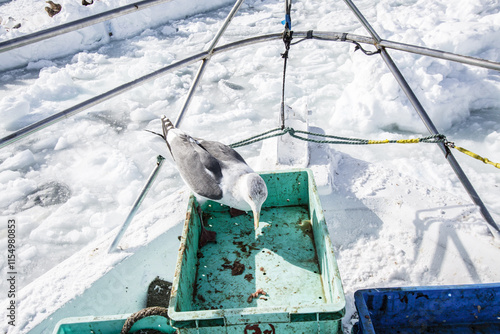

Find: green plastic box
[169,169,346,333]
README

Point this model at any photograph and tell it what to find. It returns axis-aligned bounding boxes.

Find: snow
[0,0,500,333]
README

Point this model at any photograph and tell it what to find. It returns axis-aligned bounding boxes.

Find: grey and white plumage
[161,116,267,229]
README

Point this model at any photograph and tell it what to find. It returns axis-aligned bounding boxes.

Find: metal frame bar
[3,30,500,147]
[108,155,165,253]
[0,0,174,54]
[378,39,500,71]
[175,59,210,128]
[341,0,500,236]
[174,0,245,128]
[311,32,500,72]
[0,33,281,149]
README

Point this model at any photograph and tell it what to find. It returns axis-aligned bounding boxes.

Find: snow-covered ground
[1,0,499,332]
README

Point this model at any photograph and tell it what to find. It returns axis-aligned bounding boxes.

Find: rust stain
[184,209,192,222]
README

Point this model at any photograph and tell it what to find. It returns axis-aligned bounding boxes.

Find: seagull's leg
[198,204,216,248]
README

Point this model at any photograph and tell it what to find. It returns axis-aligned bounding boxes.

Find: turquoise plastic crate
[169,169,345,333]
[52,314,175,334]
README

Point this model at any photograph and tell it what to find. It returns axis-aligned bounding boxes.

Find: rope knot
[281,31,293,58]
[436,134,447,141]
[283,127,295,135]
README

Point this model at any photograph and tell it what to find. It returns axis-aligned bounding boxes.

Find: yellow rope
[396,138,420,144]
[454,146,500,169]
[367,138,421,144]
[363,137,499,170]
[367,139,390,144]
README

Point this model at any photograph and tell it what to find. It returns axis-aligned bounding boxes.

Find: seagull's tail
[161,115,175,139]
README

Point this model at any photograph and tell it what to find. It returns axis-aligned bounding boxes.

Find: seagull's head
[241,173,268,229]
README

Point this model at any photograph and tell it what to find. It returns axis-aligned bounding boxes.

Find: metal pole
[312,31,376,45]
[206,0,245,53]
[175,0,245,128]
[174,59,210,128]
[311,31,500,72]
[108,155,165,253]
[378,39,500,72]
[342,0,500,236]
[342,0,382,42]
[0,0,174,54]
[0,52,205,148]
[0,33,281,149]
[380,50,500,237]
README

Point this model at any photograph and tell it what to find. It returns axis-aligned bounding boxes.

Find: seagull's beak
[252,208,261,230]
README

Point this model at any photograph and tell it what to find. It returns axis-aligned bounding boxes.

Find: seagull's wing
[196,139,248,166]
[168,132,223,200]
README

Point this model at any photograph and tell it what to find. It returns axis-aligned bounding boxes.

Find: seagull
[159,116,268,244]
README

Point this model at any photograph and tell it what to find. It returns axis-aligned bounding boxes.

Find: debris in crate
[221,259,245,276]
[233,240,259,254]
[247,288,267,303]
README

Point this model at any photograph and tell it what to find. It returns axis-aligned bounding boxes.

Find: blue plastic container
[354,283,500,333]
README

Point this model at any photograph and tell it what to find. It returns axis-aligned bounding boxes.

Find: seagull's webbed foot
[199,227,217,248]
[229,207,246,218]
[197,205,216,248]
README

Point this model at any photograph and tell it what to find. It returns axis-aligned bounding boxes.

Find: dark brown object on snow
[45,1,62,17]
